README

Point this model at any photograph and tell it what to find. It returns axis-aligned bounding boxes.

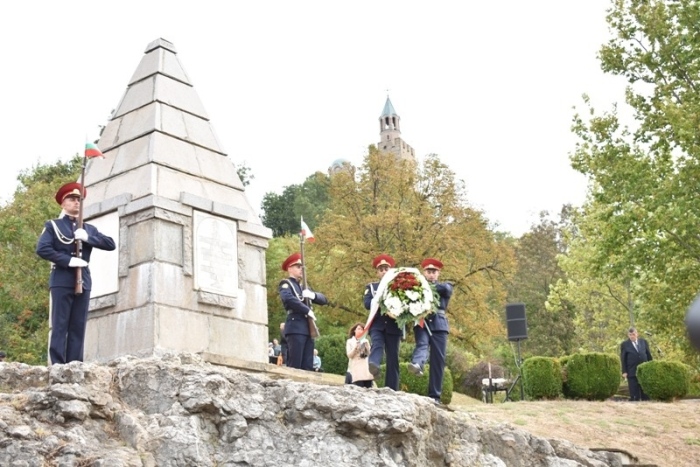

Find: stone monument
[80,38,271,364]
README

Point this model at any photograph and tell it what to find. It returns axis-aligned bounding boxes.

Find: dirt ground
[449,393,700,467]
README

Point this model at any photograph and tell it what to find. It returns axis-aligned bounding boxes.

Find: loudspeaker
[506,303,528,341]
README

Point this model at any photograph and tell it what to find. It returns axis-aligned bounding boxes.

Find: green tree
[508,209,575,357]
[260,172,330,237]
[235,160,254,187]
[570,0,700,359]
[547,203,638,355]
[261,186,299,237]
[305,147,515,350]
[0,156,82,364]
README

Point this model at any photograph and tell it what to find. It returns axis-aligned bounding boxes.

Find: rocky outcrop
[0,353,619,466]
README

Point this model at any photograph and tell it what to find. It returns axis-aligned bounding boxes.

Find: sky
[0,0,626,236]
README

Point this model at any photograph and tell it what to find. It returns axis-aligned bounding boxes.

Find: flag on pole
[301,216,315,242]
[85,142,105,159]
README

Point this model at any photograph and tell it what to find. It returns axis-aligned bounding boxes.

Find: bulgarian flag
[85,142,105,159]
[300,216,315,242]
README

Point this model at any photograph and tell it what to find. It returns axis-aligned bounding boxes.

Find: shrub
[687,366,700,397]
[563,352,620,401]
[522,357,562,400]
[445,345,478,393]
[462,361,507,400]
[399,340,414,361]
[637,361,690,401]
[376,362,453,404]
[313,333,350,376]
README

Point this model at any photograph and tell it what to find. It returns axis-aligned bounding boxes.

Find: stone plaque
[87,211,120,298]
[193,211,238,296]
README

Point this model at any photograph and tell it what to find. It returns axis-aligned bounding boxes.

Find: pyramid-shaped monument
[80,38,272,364]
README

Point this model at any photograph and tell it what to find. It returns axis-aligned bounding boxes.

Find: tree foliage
[302,147,515,350]
[547,203,639,355]
[570,0,700,359]
[508,209,575,357]
[0,156,82,364]
[235,160,254,187]
[260,172,330,237]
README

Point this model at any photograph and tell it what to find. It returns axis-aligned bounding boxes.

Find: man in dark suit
[278,253,327,371]
[36,182,116,364]
[621,327,653,401]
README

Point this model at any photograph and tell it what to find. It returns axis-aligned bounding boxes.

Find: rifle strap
[284,279,304,301]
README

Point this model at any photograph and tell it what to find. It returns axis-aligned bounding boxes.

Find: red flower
[390,271,420,291]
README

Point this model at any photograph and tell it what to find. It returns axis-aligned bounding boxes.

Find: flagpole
[299,217,320,338]
[74,142,88,295]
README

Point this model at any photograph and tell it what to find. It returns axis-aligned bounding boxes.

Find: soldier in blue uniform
[36,182,116,364]
[363,254,402,391]
[278,253,327,371]
[408,258,453,404]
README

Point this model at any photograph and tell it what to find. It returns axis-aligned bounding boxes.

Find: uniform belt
[436,309,446,315]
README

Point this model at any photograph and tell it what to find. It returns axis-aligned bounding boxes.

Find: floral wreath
[373,267,439,330]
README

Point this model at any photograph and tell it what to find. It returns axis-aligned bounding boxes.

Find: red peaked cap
[421,258,444,270]
[55,182,86,205]
[372,254,395,269]
[281,252,303,271]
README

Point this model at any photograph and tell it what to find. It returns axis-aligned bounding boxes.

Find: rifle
[74,156,88,295]
[299,232,320,338]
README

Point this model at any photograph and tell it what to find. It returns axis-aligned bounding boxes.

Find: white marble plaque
[87,211,120,298]
[193,211,238,296]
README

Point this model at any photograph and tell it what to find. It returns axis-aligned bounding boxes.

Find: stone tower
[80,38,272,364]
[378,96,415,161]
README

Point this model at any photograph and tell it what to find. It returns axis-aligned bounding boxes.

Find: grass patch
[594,419,610,429]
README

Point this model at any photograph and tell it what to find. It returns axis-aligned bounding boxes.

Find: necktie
[633,341,638,352]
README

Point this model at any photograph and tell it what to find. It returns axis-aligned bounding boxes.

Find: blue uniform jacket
[363,282,402,335]
[36,216,116,291]
[279,277,327,335]
[423,281,453,333]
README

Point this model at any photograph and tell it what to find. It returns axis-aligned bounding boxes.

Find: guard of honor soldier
[278,252,327,371]
[36,182,116,364]
[408,258,453,404]
[363,254,403,391]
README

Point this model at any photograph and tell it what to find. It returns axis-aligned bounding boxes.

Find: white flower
[409,301,424,317]
[371,266,438,329]
[405,290,420,301]
[384,296,403,318]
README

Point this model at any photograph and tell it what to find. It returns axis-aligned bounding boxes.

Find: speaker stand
[504,339,524,402]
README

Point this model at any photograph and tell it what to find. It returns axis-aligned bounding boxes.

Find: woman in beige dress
[346,323,374,388]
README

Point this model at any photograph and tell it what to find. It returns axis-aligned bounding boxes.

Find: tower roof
[330,158,350,169]
[380,96,397,117]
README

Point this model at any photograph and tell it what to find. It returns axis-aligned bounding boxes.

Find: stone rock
[0,353,620,466]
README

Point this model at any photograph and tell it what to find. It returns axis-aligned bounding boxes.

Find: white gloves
[302,289,316,300]
[74,228,88,242]
[68,258,88,268]
[307,310,316,321]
